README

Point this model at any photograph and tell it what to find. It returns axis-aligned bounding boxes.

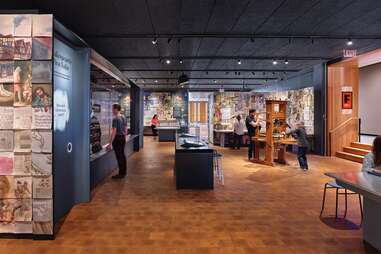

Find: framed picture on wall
[342,91,353,110]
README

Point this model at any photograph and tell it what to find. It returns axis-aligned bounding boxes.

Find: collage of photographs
[0,14,53,235]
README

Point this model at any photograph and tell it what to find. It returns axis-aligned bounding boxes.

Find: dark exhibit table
[174,135,214,189]
[157,127,180,142]
[325,172,381,251]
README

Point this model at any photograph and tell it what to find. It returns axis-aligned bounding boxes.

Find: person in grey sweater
[285,121,310,171]
[362,136,381,172]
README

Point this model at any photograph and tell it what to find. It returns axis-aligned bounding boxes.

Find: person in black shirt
[245,109,260,160]
[107,104,128,179]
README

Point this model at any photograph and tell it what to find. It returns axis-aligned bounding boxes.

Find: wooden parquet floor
[1,137,379,254]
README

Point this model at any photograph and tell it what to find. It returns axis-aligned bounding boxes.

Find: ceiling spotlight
[206,71,209,75]
[179,59,183,64]
[152,38,157,45]
[225,71,229,75]
[252,71,255,75]
[238,71,241,75]
[167,37,172,44]
[272,60,278,65]
[165,59,171,64]
[285,59,289,65]
[154,80,158,83]
[170,71,173,74]
[347,39,353,46]
[213,80,217,83]
[272,72,275,75]
[237,59,242,65]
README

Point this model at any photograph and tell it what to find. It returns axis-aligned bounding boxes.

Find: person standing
[107,104,128,179]
[151,114,159,136]
[233,115,245,149]
[285,121,310,171]
[245,109,260,160]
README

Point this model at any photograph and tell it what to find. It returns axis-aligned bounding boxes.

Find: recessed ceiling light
[152,38,157,45]
[272,60,278,65]
[237,59,242,65]
[154,80,158,83]
[165,59,171,64]
[213,80,217,83]
[347,39,353,46]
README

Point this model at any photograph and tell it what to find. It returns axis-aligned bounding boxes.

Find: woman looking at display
[233,115,245,149]
[362,136,381,172]
[151,114,159,136]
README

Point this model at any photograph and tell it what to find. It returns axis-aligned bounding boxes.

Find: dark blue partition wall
[53,38,90,224]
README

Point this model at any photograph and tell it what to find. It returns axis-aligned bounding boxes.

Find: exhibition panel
[0,14,54,237]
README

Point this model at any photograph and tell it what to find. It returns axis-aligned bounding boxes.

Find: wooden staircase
[336,142,372,163]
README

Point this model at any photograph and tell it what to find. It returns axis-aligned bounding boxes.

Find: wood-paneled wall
[327,59,359,156]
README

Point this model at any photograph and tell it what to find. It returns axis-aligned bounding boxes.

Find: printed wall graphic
[31,153,52,176]
[0,130,14,151]
[0,84,14,106]
[32,107,52,129]
[54,89,70,132]
[32,37,52,60]
[33,176,52,199]
[0,199,32,223]
[0,15,13,36]
[32,61,52,83]
[13,38,32,60]
[32,199,52,222]
[0,13,54,236]
[0,176,32,199]
[13,154,31,176]
[0,152,13,175]
[32,15,53,37]
[14,61,31,83]
[14,130,32,152]
[32,84,52,108]
[13,15,32,37]
[0,222,32,234]
[31,130,52,153]
[0,61,14,82]
[13,106,32,129]
[0,107,14,129]
[0,38,14,60]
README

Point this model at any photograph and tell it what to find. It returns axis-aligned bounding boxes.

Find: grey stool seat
[320,180,363,223]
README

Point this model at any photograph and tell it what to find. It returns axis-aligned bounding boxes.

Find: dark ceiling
[3,0,381,88]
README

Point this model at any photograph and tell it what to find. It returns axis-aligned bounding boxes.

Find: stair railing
[329,117,359,156]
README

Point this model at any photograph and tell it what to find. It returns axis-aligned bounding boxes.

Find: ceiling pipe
[106,56,330,60]
[83,33,381,40]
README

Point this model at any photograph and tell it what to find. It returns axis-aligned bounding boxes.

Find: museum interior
[1,1,381,254]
